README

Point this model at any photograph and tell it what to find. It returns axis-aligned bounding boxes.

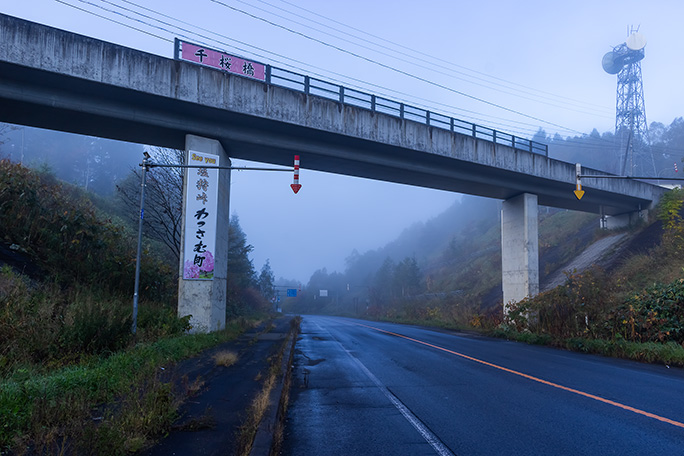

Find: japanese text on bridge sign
[177,40,266,82]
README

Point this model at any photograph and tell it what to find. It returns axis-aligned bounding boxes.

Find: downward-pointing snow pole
[291,155,302,194]
[574,163,584,200]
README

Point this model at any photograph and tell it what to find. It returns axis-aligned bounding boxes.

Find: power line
[58,0,629,142]
[208,0,588,136]
[55,0,170,41]
[227,0,612,118]
[29,3,684,173]
[272,0,613,114]
[43,2,684,159]
[67,0,574,136]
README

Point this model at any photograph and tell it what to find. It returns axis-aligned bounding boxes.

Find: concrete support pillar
[178,135,230,333]
[501,193,539,315]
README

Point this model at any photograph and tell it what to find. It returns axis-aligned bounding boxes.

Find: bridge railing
[266,66,548,157]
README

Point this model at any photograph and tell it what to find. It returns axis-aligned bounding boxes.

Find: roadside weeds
[0,318,256,455]
[489,329,684,367]
[238,316,301,456]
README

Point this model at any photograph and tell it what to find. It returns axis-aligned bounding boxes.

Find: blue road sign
[287,288,297,297]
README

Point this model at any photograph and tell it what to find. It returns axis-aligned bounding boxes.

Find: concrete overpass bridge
[0,14,666,330]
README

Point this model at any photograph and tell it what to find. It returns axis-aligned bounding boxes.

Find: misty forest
[1,119,684,323]
[2,115,684,452]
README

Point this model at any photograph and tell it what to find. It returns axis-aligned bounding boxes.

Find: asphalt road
[281,315,684,455]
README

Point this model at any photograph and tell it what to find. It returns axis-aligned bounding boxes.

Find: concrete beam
[501,193,539,314]
[177,135,230,333]
[0,13,666,216]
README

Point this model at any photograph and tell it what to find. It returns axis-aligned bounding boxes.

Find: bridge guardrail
[266,66,548,157]
[174,39,547,158]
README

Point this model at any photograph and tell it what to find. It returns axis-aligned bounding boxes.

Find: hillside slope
[542,233,627,291]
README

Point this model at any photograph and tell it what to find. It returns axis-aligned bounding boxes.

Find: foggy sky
[3,0,684,281]
[229,160,457,282]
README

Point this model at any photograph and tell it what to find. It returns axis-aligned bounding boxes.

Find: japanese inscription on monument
[183,151,219,280]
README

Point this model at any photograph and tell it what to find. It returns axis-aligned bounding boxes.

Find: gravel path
[542,233,627,291]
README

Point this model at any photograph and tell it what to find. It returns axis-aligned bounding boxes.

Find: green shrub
[60,293,133,355]
[657,188,684,243]
[0,267,192,376]
[136,304,192,341]
[608,277,684,343]
[0,160,271,453]
[507,267,615,339]
[0,319,251,451]
[0,160,175,298]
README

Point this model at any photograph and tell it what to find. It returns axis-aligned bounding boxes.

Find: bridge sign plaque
[175,39,266,81]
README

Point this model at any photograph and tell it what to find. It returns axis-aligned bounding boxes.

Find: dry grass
[269,326,299,456]
[237,316,301,456]
[252,376,276,419]
[235,323,296,456]
[236,374,276,455]
[213,350,239,367]
[181,375,206,398]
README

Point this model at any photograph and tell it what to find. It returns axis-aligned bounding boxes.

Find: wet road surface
[282,316,684,455]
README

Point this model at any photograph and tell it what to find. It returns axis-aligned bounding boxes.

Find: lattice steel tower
[602,28,655,176]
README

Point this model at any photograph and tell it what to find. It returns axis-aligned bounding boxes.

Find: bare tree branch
[117,147,184,261]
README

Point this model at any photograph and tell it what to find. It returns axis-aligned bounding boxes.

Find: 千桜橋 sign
[183,151,220,280]
[175,39,266,82]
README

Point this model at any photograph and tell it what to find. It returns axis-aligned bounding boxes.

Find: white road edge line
[314,320,455,456]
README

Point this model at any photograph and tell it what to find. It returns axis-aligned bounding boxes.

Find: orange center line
[354,322,684,429]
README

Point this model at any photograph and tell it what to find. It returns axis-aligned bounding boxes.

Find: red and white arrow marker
[291,155,302,194]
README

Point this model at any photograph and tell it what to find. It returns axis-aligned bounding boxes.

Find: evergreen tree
[258,259,275,301]
[394,257,422,297]
[372,257,395,304]
[227,215,256,290]
[307,268,329,294]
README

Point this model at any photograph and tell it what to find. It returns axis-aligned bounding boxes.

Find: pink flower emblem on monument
[184,260,200,279]
[200,251,214,274]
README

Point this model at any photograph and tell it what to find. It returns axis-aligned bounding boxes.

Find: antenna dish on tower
[602,27,654,176]
[626,32,647,51]
[602,51,622,74]
[601,31,646,75]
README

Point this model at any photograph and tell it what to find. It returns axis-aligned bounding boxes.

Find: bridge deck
[0,13,665,215]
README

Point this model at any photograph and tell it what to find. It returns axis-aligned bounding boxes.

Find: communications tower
[602,28,655,176]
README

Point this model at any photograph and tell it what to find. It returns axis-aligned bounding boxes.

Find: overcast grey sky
[4,0,684,281]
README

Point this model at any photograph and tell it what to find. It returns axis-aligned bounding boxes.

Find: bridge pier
[178,135,230,333]
[501,193,539,315]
